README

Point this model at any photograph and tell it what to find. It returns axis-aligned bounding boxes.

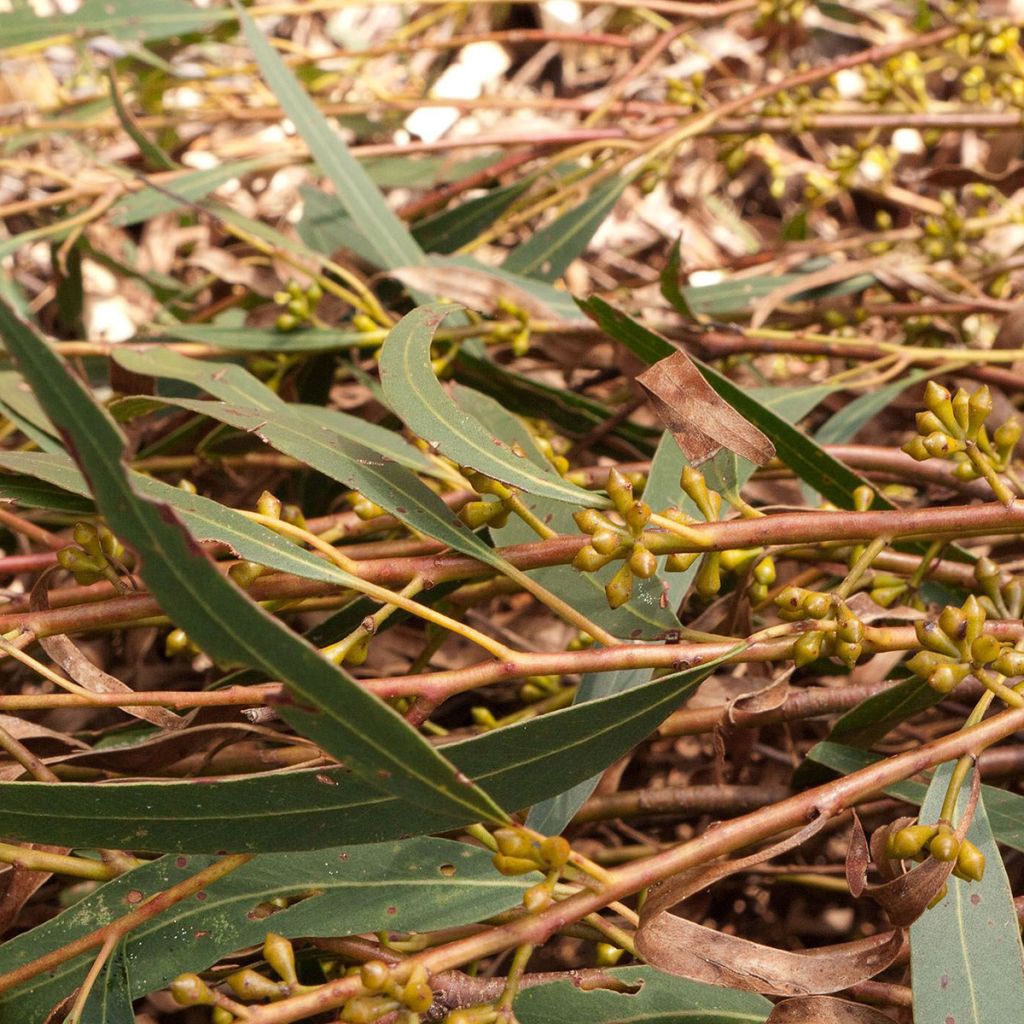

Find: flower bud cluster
[886,822,986,883]
[492,827,571,915]
[775,587,865,668]
[57,521,126,587]
[572,469,654,609]
[902,382,1020,488]
[273,280,322,333]
[905,595,1004,696]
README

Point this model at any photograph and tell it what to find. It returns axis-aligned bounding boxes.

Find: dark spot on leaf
[439,863,456,877]
[194,930,210,940]
[946,1017,955,1024]
[176,856,188,868]
[338,852,349,860]
[941,975,949,989]
[386,906,397,915]
[630,629,643,639]
[377,769,392,779]
[196,890,207,901]
[125,889,144,905]
[316,773,338,786]
[396,507,407,514]
[971,893,981,905]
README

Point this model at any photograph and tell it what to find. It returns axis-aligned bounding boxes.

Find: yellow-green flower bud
[665,551,700,572]
[493,854,540,876]
[495,828,535,859]
[888,823,939,859]
[929,826,960,862]
[539,835,571,868]
[916,620,962,658]
[951,387,971,435]
[257,491,282,520]
[623,500,652,535]
[595,942,625,966]
[591,529,623,556]
[628,545,658,579]
[971,633,1004,666]
[361,960,391,990]
[753,557,776,586]
[902,436,930,462]
[275,313,299,332]
[606,468,634,515]
[954,839,986,882]
[573,509,606,534]
[573,545,615,573]
[264,932,297,984]
[227,967,284,1000]
[924,381,957,433]
[793,630,824,667]
[802,592,831,620]
[170,973,215,1006]
[967,386,993,438]
[605,562,634,609]
[694,552,721,599]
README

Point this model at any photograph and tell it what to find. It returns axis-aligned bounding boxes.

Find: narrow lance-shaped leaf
[380,303,608,507]
[233,1,424,270]
[0,652,733,852]
[0,298,509,829]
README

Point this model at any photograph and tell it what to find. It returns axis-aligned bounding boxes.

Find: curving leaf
[113,347,449,480]
[0,0,229,47]
[503,176,626,282]
[235,2,423,270]
[0,839,527,1023]
[0,298,508,829]
[0,653,730,852]
[380,304,607,507]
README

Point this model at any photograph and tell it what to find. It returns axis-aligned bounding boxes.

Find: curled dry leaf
[636,814,902,997]
[766,995,897,1023]
[860,763,981,926]
[30,570,185,731]
[845,813,870,900]
[636,351,775,467]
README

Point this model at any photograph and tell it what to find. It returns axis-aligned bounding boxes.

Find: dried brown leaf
[636,814,900,996]
[766,995,896,1023]
[636,351,775,466]
[846,813,869,899]
[31,571,184,731]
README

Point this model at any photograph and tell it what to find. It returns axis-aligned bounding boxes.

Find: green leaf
[0,0,230,47]
[294,183,381,265]
[455,342,658,452]
[80,938,132,1024]
[112,393,514,571]
[109,156,278,227]
[0,298,508,829]
[112,348,451,481]
[514,965,771,1023]
[911,764,1024,1024]
[147,322,377,353]
[235,3,424,270]
[0,450,369,592]
[581,296,891,510]
[380,304,607,507]
[414,179,532,254]
[0,654,730,852]
[503,176,626,281]
[525,666,651,835]
[0,839,528,1022]
[106,68,174,172]
[679,261,876,317]
[827,678,942,748]
[659,236,696,319]
[0,368,61,451]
